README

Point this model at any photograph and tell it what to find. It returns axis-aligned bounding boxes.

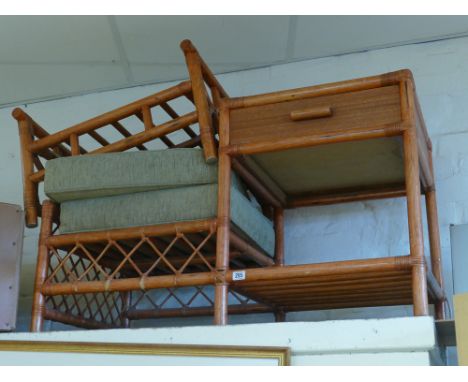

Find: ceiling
[1,15,468,107]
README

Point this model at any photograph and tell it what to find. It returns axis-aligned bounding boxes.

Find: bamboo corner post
[425,154,446,319]
[31,200,56,332]
[14,109,39,228]
[274,208,285,266]
[214,102,231,325]
[404,79,429,317]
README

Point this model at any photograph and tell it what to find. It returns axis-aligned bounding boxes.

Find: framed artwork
[0,340,290,366]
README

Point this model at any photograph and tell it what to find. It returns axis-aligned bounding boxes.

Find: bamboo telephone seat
[14,40,446,331]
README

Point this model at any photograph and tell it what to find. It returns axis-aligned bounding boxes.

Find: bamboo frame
[217,69,446,322]
[17,43,446,331]
[13,40,226,228]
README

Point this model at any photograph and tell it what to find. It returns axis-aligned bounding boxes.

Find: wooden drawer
[229,85,402,146]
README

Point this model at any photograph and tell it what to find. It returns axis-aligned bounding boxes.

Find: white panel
[0,318,437,365]
[0,317,436,354]
[450,224,468,294]
[0,203,23,332]
[0,63,128,105]
[115,15,290,65]
[0,16,119,62]
[294,16,468,60]
[292,352,431,366]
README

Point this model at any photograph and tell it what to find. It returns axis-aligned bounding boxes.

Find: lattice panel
[130,286,256,312]
[45,292,126,328]
[44,249,126,327]
[45,229,216,285]
[43,229,218,325]
[131,286,216,311]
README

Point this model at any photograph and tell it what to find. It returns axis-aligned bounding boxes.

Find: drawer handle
[290,106,332,121]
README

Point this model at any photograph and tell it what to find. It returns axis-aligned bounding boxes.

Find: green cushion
[45,149,219,202]
[59,183,274,256]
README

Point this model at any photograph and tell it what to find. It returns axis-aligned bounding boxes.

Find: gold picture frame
[0,340,290,366]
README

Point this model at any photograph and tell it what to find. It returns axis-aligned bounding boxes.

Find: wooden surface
[230,256,442,312]
[230,85,401,146]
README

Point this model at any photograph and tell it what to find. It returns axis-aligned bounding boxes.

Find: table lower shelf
[231,255,442,312]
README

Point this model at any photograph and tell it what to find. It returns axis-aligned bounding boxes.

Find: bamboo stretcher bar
[111,121,147,150]
[136,107,175,147]
[426,269,445,301]
[289,184,407,208]
[173,136,202,148]
[12,109,73,157]
[261,289,414,305]
[229,232,274,267]
[46,219,216,247]
[43,309,117,329]
[29,111,199,183]
[25,81,192,153]
[226,256,413,284]
[88,130,110,147]
[283,298,413,312]
[245,286,413,301]
[226,122,407,156]
[33,157,44,171]
[41,271,216,296]
[88,111,197,154]
[159,102,198,138]
[227,69,412,109]
[126,304,271,320]
[231,158,283,208]
[283,294,413,307]
[36,148,59,160]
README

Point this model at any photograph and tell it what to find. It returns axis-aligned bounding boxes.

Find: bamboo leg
[274,208,285,266]
[120,291,132,328]
[30,200,56,331]
[273,208,286,322]
[425,156,446,319]
[274,310,286,322]
[214,104,231,325]
[403,127,429,316]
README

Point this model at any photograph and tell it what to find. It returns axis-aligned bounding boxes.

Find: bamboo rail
[225,122,406,156]
[289,184,406,208]
[127,304,271,320]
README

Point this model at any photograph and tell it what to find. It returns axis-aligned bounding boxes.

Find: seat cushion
[59,183,275,256]
[45,149,218,202]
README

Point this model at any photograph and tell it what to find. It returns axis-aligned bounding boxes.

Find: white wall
[2,35,468,330]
